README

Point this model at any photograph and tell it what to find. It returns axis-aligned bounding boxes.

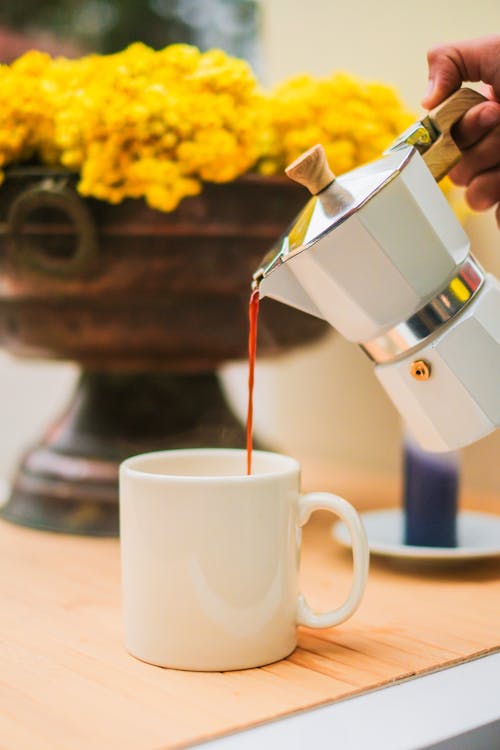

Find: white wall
[0,354,77,494]
[260,0,500,110]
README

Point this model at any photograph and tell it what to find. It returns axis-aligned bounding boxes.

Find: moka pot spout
[252,237,324,321]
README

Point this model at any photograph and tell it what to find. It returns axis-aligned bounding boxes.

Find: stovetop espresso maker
[253,88,500,452]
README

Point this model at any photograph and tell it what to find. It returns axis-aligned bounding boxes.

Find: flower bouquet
[0,42,413,207]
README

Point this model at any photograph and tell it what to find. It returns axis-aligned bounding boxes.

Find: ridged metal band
[361,256,485,364]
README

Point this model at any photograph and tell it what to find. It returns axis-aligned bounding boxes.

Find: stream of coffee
[246,287,260,474]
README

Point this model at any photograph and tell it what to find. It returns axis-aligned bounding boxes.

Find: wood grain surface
[0,474,499,750]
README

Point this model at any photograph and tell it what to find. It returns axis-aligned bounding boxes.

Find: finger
[448,124,500,185]
[464,166,500,211]
[422,35,500,109]
[451,101,500,150]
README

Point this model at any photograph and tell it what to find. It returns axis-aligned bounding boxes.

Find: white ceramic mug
[119,448,369,671]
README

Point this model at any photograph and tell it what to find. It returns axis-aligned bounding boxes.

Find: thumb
[422,35,500,109]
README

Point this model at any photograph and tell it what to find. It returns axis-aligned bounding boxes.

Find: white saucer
[333,509,500,561]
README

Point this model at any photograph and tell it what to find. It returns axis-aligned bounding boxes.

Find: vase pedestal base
[0,370,247,536]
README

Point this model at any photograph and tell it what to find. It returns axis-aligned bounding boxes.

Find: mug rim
[120,448,300,482]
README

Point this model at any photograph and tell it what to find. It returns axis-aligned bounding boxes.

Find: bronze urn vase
[0,168,326,535]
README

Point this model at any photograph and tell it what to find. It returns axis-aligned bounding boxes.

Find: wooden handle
[285,144,335,194]
[423,88,487,181]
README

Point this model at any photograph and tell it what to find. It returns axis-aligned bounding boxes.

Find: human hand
[422,35,500,226]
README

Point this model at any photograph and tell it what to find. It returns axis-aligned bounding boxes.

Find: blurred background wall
[0,0,499,500]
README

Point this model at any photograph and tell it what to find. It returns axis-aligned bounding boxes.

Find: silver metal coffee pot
[253,88,500,452]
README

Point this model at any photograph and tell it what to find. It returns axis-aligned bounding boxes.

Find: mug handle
[296,492,369,628]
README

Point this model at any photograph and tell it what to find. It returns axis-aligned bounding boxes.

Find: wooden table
[1,474,499,750]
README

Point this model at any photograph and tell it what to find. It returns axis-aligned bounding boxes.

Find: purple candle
[403,435,459,547]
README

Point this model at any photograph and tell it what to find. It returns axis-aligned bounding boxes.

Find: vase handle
[6,176,98,278]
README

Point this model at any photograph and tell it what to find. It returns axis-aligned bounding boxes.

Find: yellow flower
[0,44,419,212]
[258,71,414,175]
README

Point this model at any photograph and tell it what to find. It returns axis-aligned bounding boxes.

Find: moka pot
[253,88,500,452]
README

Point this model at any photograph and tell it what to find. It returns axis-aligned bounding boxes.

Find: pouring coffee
[252,88,500,453]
